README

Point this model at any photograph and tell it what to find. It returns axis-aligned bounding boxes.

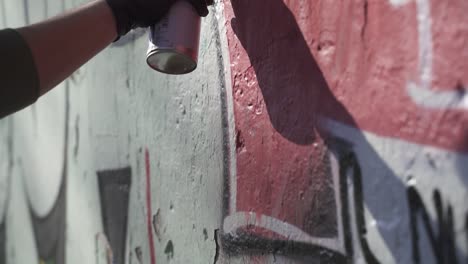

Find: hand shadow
[230,0,356,145]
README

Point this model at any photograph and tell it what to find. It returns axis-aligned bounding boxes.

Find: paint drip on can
[146,0,201,75]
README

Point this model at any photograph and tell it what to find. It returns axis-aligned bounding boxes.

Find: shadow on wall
[224,0,468,262]
[456,135,468,188]
[231,0,355,145]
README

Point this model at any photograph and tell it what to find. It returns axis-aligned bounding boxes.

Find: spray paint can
[146,0,201,75]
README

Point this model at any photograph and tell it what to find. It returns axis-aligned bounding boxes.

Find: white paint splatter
[406,0,468,109]
[387,0,412,7]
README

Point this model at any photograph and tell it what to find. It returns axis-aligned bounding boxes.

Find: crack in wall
[361,0,369,41]
[213,229,220,264]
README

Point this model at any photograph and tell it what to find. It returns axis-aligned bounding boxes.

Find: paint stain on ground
[164,240,174,260]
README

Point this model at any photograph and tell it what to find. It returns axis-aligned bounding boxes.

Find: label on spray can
[149,16,172,48]
[146,0,201,75]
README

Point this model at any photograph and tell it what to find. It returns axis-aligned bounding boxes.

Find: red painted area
[225,0,339,239]
[223,0,468,243]
[224,0,468,152]
[145,149,157,264]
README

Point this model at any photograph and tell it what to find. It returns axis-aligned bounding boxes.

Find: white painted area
[0,1,5,27]
[2,1,228,263]
[404,0,468,109]
[407,82,468,109]
[414,0,433,93]
[386,0,468,109]
[65,6,226,264]
[387,0,411,7]
[25,0,47,24]
[5,165,37,264]
[14,85,66,218]
[0,120,11,222]
[2,0,26,27]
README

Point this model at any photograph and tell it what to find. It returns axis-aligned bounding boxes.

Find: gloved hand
[106,0,212,37]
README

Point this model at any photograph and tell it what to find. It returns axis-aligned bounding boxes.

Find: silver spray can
[146,0,201,75]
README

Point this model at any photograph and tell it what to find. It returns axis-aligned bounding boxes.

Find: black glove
[106,0,212,37]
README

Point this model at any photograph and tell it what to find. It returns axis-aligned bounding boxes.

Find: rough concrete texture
[221,0,468,263]
[1,0,227,263]
[0,0,467,263]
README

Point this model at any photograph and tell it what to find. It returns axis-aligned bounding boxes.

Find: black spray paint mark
[331,137,468,263]
[211,12,234,219]
[221,229,347,263]
[466,214,468,255]
[30,173,66,263]
[33,199,66,263]
[335,140,468,264]
[339,152,380,264]
[73,115,80,158]
[218,146,375,263]
[135,246,143,264]
[222,135,468,263]
[0,222,5,264]
[98,167,132,264]
[164,240,174,260]
[219,143,366,262]
[338,152,354,261]
[152,209,162,242]
[22,0,29,25]
[214,229,220,264]
[407,187,459,264]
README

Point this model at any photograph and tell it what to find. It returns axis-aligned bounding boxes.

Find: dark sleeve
[0,28,40,119]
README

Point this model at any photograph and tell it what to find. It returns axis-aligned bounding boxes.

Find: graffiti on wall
[221,0,468,262]
[0,0,229,261]
[97,167,132,264]
[0,0,467,263]
[31,178,66,264]
[0,120,11,264]
[25,82,69,264]
[95,148,160,264]
[406,0,468,110]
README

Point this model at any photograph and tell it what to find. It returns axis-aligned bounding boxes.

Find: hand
[105,0,212,37]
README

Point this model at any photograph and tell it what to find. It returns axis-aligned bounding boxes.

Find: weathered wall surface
[220,0,468,263]
[0,0,467,263]
[0,0,228,263]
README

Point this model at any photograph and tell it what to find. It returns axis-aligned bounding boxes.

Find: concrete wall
[0,0,467,263]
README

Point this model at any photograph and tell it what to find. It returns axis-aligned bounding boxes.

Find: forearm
[0,0,210,118]
[17,0,117,96]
